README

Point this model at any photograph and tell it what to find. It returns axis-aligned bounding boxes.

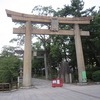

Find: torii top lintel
[6,9,92,24]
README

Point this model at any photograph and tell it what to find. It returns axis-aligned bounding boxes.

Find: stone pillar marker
[23,21,32,87]
[74,24,87,83]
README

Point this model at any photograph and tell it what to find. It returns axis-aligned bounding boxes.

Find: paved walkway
[0,78,100,100]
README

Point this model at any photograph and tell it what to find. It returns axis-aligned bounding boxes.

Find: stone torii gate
[6,9,91,87]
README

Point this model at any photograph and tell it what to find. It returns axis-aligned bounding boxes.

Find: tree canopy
[0,46,20,83]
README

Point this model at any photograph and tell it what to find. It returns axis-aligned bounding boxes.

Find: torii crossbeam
[6,9,92,87]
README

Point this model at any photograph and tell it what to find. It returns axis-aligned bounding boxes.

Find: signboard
[82,71,87,82]
[51,18,59,31]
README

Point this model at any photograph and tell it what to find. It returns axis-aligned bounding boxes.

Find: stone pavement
[0,78,100,100]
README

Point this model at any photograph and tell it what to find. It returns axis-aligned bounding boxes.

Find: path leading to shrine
[0,78,100,100]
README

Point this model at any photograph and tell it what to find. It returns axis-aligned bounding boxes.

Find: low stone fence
[0,82,18,91]
[0,83,11,91]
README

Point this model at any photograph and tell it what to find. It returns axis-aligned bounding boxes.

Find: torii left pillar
[23,21,32,87]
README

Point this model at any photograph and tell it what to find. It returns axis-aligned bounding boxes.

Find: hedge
[92,70,100,82]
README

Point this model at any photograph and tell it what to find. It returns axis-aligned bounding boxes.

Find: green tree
[1,45,15,57]
[56,0,96,68]
[32,5,56,79]
[0,55,20,83]
[32,5,55,16]
[54,0,100,81]
[70,0,85,17]
[86,9,100,67]
[0,46,20,83]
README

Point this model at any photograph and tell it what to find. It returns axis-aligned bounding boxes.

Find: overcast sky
[0,0,100,52]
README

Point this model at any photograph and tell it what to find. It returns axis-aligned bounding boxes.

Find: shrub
[92,70,100,82]
[0,56,20,83]
[86,71,93,81]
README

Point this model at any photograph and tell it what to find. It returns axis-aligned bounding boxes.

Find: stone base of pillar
[65,74,70,83]
[77,82,87,86]
[20,85,37,89]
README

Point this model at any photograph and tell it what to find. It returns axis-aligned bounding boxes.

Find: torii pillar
[74,24,86,83]
[23,21,32,87]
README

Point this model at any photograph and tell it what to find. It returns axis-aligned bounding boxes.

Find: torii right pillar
[74,24,87,83]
